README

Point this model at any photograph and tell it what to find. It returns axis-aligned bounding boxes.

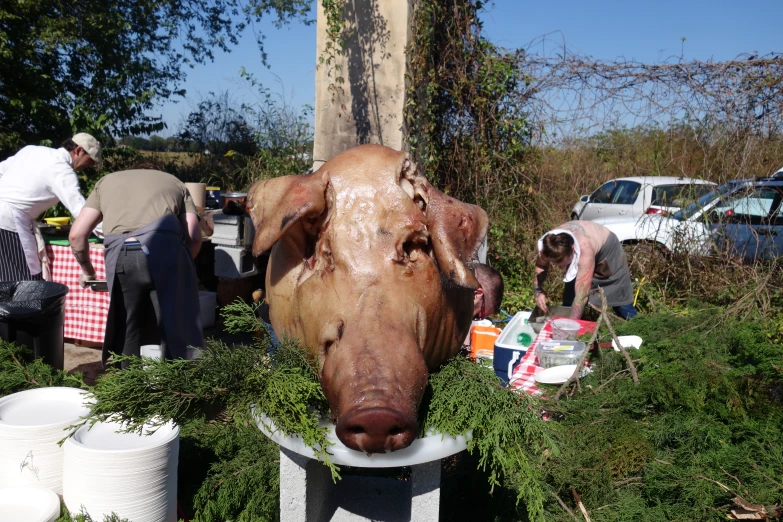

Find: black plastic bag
[0,281,69,321]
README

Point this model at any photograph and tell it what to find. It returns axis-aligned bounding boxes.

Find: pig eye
[402,236,431,263]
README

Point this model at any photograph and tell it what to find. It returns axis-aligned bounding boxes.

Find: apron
[587,232,634,308]
[4,204,51,280]
[102,213,203,366]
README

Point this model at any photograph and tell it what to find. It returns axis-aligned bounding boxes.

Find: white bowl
[0,487,60,522]
[255,411,470,468]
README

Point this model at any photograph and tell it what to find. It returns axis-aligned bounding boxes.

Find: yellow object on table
[44,217,70,226]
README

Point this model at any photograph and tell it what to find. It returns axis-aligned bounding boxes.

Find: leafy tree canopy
[0,0,312,155]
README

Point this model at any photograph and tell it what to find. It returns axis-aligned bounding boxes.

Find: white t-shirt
[0,146,86,232]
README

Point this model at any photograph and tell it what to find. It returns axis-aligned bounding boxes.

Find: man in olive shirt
[69,162,203,366]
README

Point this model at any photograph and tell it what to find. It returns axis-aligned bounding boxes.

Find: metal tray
[529,305,573,333]
[38,223,72,237]
[86,280,109,292]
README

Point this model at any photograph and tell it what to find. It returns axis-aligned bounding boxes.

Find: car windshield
[651,184,714,207]
[672,182,739,221]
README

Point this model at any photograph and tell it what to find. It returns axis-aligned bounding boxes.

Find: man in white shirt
[0,133,102,281]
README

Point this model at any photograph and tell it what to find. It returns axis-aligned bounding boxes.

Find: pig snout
[319,316,429,454]
[336,407,418,453]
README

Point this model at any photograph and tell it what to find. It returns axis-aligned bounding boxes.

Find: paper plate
[68,420,179,452]
[0,486,61,522]
[255,411,470,468]
[0,387,89,427]
[535,364,591,385]
[612,335,643,352]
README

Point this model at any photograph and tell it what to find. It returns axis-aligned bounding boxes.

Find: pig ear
[397,156,488,288]
[425,186,489,288]
[247,170,330,255]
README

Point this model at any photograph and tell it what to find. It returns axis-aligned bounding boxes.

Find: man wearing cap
[0,133,102,281]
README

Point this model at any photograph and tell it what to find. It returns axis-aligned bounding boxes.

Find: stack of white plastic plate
[0,387,90,494]
[0,486,61,522]
[63,419,179,522]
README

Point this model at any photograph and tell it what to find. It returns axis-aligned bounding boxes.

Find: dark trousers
[562,280,637,320]
[112,246,161,367]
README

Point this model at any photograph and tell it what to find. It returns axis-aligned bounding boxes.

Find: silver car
[572,176,715,221]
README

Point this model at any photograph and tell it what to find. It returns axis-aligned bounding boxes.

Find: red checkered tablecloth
[45,244,109,344]
[509,317,596,395]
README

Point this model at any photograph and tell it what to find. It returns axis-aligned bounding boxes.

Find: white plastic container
[140,345,162,360]
[494,311,536,381]
[199,291,217,328]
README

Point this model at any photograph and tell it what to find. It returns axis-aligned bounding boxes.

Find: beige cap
[71,133,103,163]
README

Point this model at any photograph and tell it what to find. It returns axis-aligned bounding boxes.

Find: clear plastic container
[551,318,581,340]
[535,340,587,368]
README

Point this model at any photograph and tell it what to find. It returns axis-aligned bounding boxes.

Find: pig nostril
[336,408,418,453]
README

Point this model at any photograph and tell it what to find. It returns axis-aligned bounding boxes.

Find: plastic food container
[551,318,581,340]
[535,340,587,369]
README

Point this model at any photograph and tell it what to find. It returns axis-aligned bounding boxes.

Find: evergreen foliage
[0,339,85,396]
[4,303,783,520]
[538,307,783,520]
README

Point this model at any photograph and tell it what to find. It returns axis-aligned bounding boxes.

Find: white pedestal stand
[257,415,469,522]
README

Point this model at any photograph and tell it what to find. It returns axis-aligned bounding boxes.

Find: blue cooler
[493,311,536,384]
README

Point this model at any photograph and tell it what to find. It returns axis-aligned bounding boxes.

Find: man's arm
[569,249,595,320]
[180,212,202,258]
[69,207,103,284]
[533,255,550,312]
[51,167,87,218]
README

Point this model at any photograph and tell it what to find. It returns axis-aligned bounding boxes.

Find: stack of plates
[0,486,61,522]
[63,420,179,522]
[0,387,90,494]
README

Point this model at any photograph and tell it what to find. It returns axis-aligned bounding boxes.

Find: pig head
[247,144,488,453]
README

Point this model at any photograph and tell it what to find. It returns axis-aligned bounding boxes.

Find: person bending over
[69,162,203,368]
[534,220,637,320]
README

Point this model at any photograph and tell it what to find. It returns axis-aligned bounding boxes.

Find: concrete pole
[312,0,413,169]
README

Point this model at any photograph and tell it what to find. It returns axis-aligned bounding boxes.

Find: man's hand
[79,271,96,288]
[535,289,548,313]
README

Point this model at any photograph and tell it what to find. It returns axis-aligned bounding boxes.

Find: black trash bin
[0,280,69,370]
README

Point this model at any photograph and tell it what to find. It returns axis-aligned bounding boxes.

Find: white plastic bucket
[140,345,162,360]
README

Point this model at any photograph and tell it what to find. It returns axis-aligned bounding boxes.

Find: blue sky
[152,0,783,135]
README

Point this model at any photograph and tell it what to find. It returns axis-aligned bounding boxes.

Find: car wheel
[623,242,668,279]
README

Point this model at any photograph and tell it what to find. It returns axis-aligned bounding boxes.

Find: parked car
[773,166,783,179]
[571,176,716,221]
[596,178,783,262]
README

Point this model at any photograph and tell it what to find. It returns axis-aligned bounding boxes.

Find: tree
[0,0,312,156]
